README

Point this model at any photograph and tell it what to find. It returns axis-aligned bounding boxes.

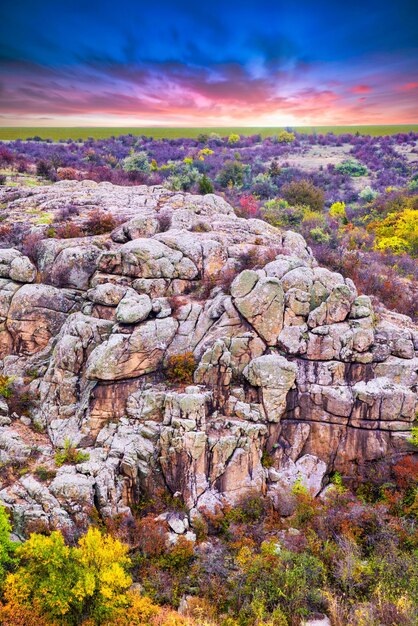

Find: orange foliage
[165,352,196,385]
[393,455,418,489]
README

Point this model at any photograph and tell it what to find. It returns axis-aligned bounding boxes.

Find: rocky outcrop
[0,180,416,533]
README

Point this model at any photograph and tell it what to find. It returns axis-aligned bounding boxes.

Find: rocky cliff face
[0,180,416,536]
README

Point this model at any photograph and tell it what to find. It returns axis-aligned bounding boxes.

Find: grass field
[1,125,418,141]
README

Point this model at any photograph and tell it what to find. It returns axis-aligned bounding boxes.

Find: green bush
[217,160,245,188]
[0,506,15,585]
[236,542,326,622]
[55,439,90,467]
[281,179,325,212]
[359,186,379,202]
[261,199,304,228]
[122,151,150,173]
[335,158,368,177]
[310,227,331,244]
[166,165,200,191]
[35,466,57,482]
[199,175,214,195]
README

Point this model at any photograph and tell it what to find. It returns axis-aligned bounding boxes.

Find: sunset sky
[1,0,417,127]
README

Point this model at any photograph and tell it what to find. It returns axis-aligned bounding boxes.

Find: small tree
[198,175,214,195]
[1,527,134,625]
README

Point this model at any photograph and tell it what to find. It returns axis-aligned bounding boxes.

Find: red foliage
[55,223,84,239]
[239,194,258,218]
[393,455,418,489]
[57,167,80,180]
[21,232,45,263]
[136,515,167,557]
[84,208,116,235]
[0,224,12,240]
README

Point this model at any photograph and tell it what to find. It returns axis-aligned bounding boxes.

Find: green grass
[0,125,417,141]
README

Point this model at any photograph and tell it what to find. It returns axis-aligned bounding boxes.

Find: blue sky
[1,0,417,125]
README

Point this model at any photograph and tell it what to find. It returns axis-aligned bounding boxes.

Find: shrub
[238,194,258,217]
[55,223,84,239]
[374,235,410,255]
[198,175,214,195]
[329,201,347,220]
[165,352,197,385]
[85,208,116,235]
[310,227,331,244]
[34,466,57,482]
[1,527,133,625]
[269,159,282,176]
[336,158,368,176]
[0,375,13,399]
[160,536,195,571]
[228,134,240,144]
[0,147,14,167]
[359,186,379,202]
[156,211,172,232]
[372,208,418,257]
[251,173,278,199]
[209,132,222,144]
[57,167,79,180]
[197,133,209,143]
[231,492,270,523]
[276,130,295,143]
[36,160,56,180]
[392,455,418,492]
[55,439,90,467]
[6,387,32,416]
[408,427,418,447]
[0,506,15,586]
[136,516,167,559]
[166,166,200,191]
[57,204,80,220]
[122,151,150,174]
[236,542,326,622]
[216,160,244,188]
[0,174,6,186]
[21,232,45,262]
[261,199,304,228]
[281,179,325,211]
[261,450,274,468]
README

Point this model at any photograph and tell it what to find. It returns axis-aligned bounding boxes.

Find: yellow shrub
[329,201,346,220]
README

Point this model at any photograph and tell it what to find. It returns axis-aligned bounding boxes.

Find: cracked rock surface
[0,180,416,534]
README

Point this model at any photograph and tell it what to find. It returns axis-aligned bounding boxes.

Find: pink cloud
[351,84,371,94]
[398,81,418,91]
[1,60,417,126]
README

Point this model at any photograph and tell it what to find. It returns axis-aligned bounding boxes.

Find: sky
[0,0,417,127]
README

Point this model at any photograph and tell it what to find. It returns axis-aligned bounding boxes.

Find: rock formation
[0,180,416,536]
